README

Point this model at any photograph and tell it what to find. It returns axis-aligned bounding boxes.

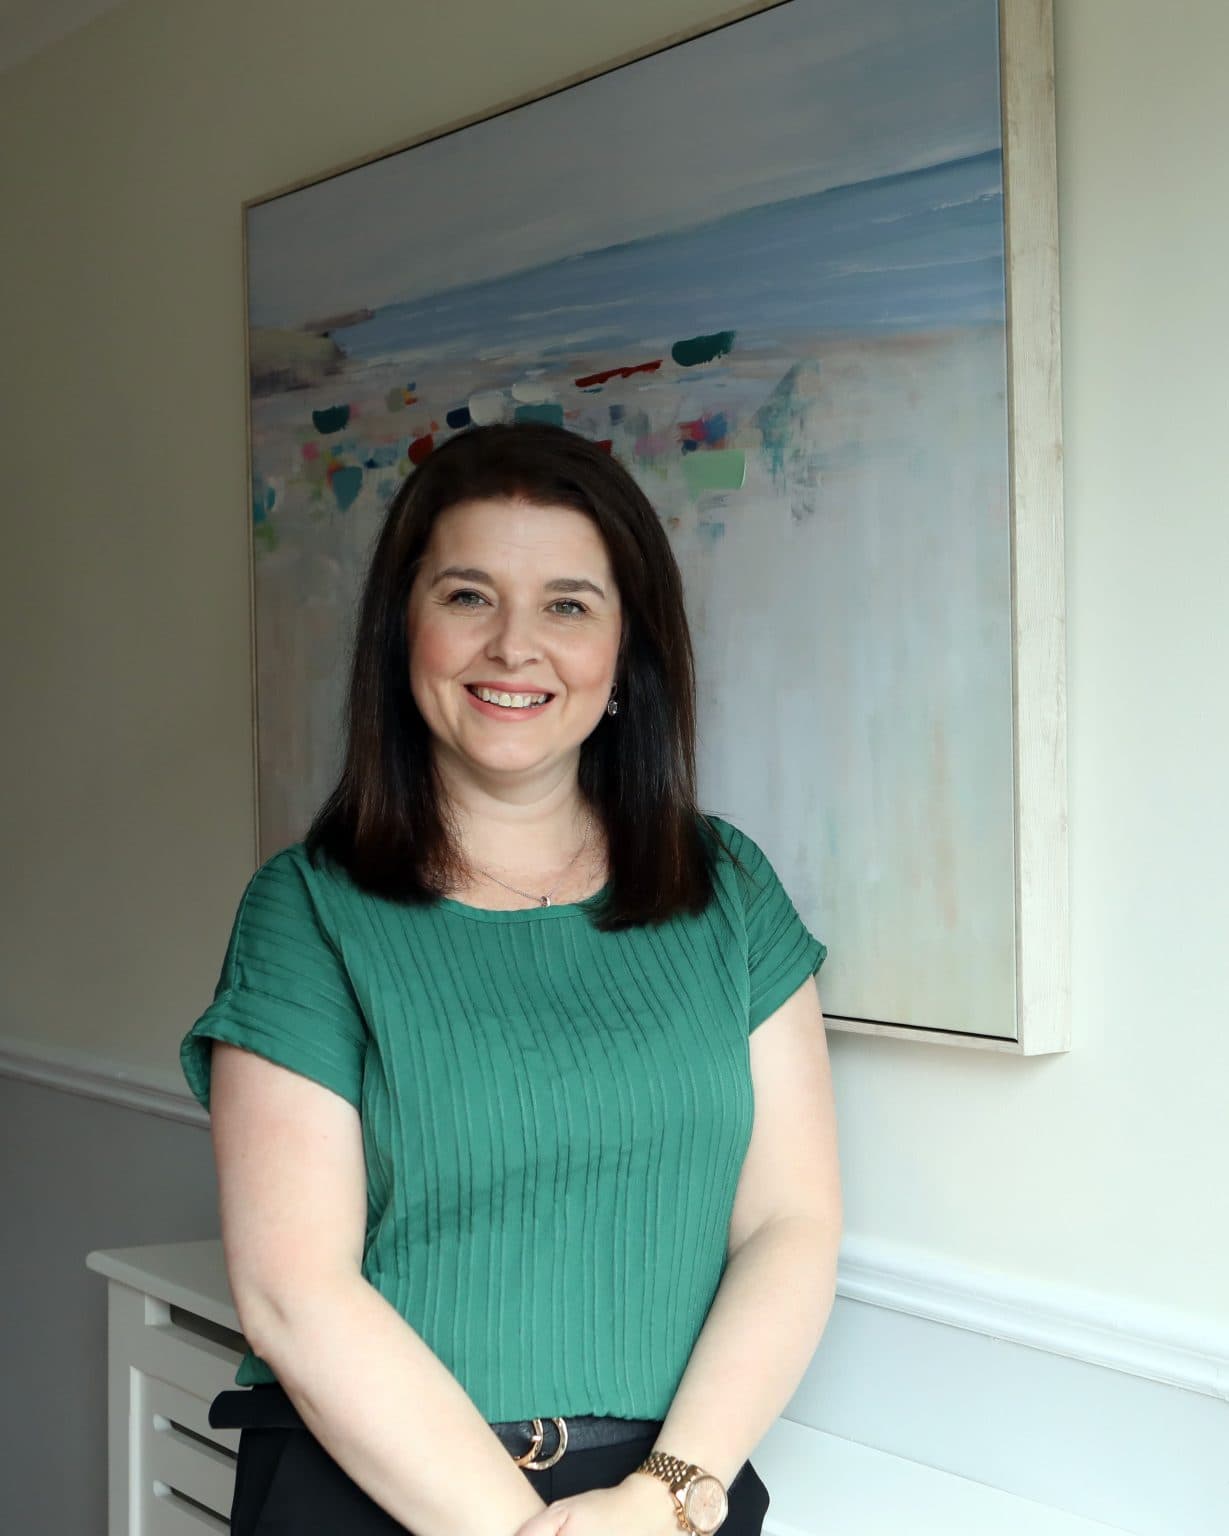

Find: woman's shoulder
[233,841,354,934]
[242,840,325,894]
[696,812,794,916]
[697,811,768,871]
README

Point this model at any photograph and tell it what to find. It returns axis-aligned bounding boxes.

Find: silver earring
[606,683,618,717]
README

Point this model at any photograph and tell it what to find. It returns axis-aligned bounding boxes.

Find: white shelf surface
[756,1419,1134,1536]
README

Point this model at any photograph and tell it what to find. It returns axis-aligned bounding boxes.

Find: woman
[181,421,842,1536]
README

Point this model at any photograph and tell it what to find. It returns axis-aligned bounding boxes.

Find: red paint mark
[574,359,662,389]
[408,433,434,466]
[403,390,417,405]
[301,441,319,461]
[596,440,613,454]
[430,420,439,433]
[678,413,729,448]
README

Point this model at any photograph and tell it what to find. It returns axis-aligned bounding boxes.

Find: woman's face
[405,496,623,787]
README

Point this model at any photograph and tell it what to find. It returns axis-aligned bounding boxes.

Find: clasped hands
[512,1471,681,1536]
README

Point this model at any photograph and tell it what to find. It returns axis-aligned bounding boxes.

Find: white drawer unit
[87,1241,248,1535]
[88,1240,1134,1536]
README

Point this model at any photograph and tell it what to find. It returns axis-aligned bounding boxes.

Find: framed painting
[242,0,1067,1054]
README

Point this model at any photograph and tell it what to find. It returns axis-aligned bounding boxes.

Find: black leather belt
[208,1385,661,1469]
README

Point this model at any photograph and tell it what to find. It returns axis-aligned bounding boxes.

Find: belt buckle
[512,1417,569,1470]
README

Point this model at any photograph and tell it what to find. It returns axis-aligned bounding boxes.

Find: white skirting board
[5,1041,1222,1535]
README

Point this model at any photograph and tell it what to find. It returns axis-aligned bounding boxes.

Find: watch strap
[634,1451,709,1532]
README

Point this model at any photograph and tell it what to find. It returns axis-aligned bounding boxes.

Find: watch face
[684,1474,729,1534]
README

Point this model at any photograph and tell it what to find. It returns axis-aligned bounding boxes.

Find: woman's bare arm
[209,1043,546,1536]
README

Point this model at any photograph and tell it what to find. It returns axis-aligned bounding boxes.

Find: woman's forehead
[428,496,613,565]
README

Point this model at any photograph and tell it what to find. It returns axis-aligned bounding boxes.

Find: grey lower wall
[2,1076,219,1536]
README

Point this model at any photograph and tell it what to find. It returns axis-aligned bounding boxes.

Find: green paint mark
[755,363,801,481]
[331,465,363,511]
[312,403,350,434]
[754,359,825,488]
[682,449,745,498]
[252,476,276,524]
[384,386,405,412]
[671,330,735,368]
[514,402,564,427]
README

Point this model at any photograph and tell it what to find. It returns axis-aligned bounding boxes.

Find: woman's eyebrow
[431,565,606,599]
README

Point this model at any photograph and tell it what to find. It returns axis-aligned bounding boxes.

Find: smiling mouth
[465,684,554,710]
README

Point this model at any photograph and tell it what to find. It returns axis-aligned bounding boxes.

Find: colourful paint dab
[330,465,363,511]
[573,359,662,388]
[634,429,674,461]
[671,330,735,368]
[312,403,350,434]
[515,402,564,427]
[511,380,555,404]
[252,477,276,524]
[301,441,320,462]
[446,405,472,429]
[682,449,745,498]
[409,433,434,466]
[384,387,405,412]
[469,390,505,426]
[678,412,729,450]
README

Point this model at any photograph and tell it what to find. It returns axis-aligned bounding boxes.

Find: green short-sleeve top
[180,814,826,1421]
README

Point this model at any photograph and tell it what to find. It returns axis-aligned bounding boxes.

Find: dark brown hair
[304,421,724,928]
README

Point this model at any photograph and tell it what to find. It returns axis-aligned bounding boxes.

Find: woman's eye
[444,590,586,617]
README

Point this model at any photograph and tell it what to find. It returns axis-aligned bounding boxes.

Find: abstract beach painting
[245,0,1023,1040]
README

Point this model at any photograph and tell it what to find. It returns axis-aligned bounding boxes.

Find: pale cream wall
[2,0,1225,1325]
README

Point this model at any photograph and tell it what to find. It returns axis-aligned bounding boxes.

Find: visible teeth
[472,686,549,709]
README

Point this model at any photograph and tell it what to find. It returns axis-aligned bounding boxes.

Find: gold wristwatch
[634,1451,729,1534]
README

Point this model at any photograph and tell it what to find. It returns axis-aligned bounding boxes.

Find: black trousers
[230,1419,771,1534]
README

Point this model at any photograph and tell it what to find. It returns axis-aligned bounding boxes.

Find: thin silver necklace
[469,819,596,908]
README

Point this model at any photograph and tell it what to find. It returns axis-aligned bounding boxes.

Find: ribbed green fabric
[180,814,826,1421]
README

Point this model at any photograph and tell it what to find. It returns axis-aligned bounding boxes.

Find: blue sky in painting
[248,0,1001,327]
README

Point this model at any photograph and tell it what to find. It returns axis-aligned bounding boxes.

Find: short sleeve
[180,848,368,1113]
[715,818,828,1032]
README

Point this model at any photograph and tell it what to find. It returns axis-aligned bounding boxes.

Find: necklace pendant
[540,894,551,907]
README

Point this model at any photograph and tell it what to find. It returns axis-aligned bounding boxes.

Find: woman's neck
[434,768,604,899]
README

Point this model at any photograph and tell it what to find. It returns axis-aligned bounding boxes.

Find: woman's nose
[485,604,542,667]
